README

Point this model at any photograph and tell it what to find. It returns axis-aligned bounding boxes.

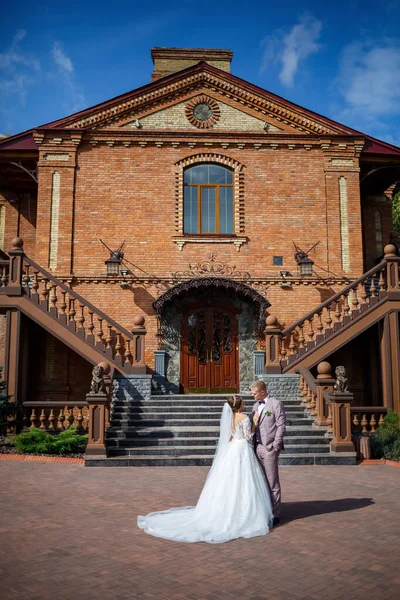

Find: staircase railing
[0,238,147,374]
[265,244,400,373]
[296,363,389,458]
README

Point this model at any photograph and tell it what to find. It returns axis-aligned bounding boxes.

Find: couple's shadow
[281,497,374,524]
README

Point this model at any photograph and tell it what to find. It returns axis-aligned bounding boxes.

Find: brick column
[85,392,109,456]
[33,131,82,274]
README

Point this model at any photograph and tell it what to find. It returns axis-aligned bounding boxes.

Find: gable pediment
[118,93,284,133]
[55,65,348,136]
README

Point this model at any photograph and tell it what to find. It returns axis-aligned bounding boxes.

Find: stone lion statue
[334,366,349,394]
[89,364,106,395]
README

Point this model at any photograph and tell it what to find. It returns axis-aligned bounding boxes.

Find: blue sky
[1,0,400,146]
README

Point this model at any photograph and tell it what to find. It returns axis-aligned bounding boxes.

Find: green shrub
[370,410,400,460]
[14,426,87,455]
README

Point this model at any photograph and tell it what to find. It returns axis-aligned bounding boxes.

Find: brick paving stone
[0,463,399,600]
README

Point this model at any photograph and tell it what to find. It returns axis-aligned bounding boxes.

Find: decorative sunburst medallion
[185,96,220,129]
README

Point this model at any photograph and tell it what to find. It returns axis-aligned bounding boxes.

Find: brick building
[0,48,400,455]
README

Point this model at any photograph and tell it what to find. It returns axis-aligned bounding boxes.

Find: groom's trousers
[256,443,281,517]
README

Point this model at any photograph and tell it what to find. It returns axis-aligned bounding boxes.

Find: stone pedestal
[328,391,355,453]
[85,393,109,457]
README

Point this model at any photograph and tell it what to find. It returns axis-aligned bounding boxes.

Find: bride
[137,395,274,543]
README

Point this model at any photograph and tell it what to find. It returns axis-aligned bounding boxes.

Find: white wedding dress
[137,404,274,543]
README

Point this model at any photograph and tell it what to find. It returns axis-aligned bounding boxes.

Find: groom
[250,380,286,526]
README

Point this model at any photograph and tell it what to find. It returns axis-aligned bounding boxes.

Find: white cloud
[261,14,322,87]
[50,41,86,113]
[52,41,73,74]
[337,42,400,117]
[334,40,400,145]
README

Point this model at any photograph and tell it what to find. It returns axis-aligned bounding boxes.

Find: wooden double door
[181,305,238,393]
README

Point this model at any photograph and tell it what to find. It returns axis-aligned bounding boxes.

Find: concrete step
[106,425,326,438]
[110,417,314,427]
[111,406,306,416]
[85,452,356,467]
[107,444,330,456]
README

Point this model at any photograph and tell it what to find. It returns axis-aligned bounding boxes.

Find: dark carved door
[181,306,238,393]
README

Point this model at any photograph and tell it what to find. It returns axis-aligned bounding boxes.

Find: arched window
[184,164,234,234]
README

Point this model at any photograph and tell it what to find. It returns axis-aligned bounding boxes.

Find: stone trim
[174,152,246,236]
[49,171,60,270]
[339,176,350,273]
[0,204,5,251]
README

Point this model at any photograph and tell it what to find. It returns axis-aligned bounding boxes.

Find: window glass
[184,187,198,233]
[184,164,233,185]
[201,188,216,233]
[219,187,234,234]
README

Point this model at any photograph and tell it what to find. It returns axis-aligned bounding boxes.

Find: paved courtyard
[0,462,399,600]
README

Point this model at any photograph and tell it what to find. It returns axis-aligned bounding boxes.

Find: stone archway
[153,277,269,393]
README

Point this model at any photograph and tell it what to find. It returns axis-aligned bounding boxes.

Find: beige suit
[251,395,286,517]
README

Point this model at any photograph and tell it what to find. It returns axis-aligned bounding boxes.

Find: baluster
[342,294,350,320]
[300,380,308,407]
[30,409,37,428]
[378,270,385,293]
[280,338,287,362]
[87,310,95,343]
[50,284,58,314]
[77,408,84,432]
[310,392,317,416]
[77,303,85,331]
[30,270,39,302]
[316,312,323,336]
[370,277,377,297]
[59,291,67,323]
[307,317,314,342]
[325,305,332,329]
[360,282,368,306]
[114,333,124,362]
[69,298,76,328]
[105,325,113,357]
[361,414,368,435]
[96,318,104,347]
[334,301,341,322]
[306,386,313,410]
[67,408,74,429]
[124,339,133,367]
[48,409,55,431]
[57,407,65,430]
[41,277,49,306]
[288,332,296,355]
[1,266,7,288]
[351,287,359,312]
[378,414,385,427]
[39,409,47,430]
[326,404,333,437]
[298,325,305,349]
[353,413,359,429]
[370,414,377,433]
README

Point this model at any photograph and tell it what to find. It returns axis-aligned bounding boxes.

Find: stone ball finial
[132,315,145,327]
[265,315,278,328]
[317,361,332,379]
[11,237,23,250]
[384,244,397,258]
[97,361,111,376]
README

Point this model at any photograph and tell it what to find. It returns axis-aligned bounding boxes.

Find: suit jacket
[251,396,286,451]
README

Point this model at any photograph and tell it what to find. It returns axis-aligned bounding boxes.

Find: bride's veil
[204,401,233,480]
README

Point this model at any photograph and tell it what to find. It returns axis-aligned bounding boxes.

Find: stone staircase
[85,380,356,466]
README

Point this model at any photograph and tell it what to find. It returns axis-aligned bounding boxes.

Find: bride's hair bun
[227,395,242,413]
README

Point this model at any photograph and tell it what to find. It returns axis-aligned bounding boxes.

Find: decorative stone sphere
[317,361,332,378]
[11,237,23,249]
[98,361,111,375]
[384,244,397,257]
[265,315,278,328]
[132,315,145,327]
